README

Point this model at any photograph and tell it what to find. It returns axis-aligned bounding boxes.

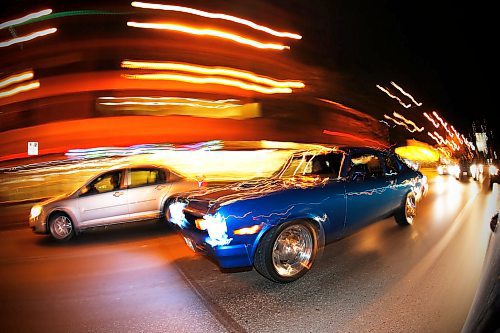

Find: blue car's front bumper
[179,226,254,269]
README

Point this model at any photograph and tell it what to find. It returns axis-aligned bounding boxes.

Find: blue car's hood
[182,176,330,213]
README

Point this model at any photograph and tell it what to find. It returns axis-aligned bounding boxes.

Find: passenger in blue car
[168,146,426,283]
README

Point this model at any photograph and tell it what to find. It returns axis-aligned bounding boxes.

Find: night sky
[294,0,495,134]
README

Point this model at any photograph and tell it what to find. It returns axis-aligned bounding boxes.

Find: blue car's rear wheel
[254,220,318,283]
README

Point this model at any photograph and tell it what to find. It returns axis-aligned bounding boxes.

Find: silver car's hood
[40,193,71,206]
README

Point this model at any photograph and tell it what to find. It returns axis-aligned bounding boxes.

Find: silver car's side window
[129,169,167,188]
[81,171,122,196]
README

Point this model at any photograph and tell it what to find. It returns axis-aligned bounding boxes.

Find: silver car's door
[126,168,171,220]
[77,170,129,226]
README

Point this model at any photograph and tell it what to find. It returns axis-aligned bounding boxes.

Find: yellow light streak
[0,9,52,30]
[376,84,411,108]
[384,114,421,133]
[122,73,292,94]
[0,27,57,48]
[0,80,40,99]
[131,2,302,40]
[121,60,304,88]
[423,112,439,128]
[392,112,424,132]
[0,70,33,90]
[98,96,243,109]
[126,22,289,50]
[390,81,422,106]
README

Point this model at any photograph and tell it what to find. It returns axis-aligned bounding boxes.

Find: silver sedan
[29,165,200,241]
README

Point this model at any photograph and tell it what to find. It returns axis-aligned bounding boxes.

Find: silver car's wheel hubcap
[51,216,72,239]
[405,194,416,224]
[272,224,314,277]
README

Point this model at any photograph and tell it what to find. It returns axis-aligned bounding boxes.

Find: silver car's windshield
[277,152,343,179]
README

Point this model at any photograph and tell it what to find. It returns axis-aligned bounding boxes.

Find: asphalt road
[1,173,499,333]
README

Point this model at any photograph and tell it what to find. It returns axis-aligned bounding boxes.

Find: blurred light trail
[0,80,39,99]
[131,2,302,40]
[65,141,223,159]
[423,112,439,128]
[390,81,422,106]
[98,96,242,109]
[379,120,394,127]
[376,85,411,108]
[122,73,292,94]
[322,130,389,148]
[384,114,413,132]
[126,22,289,50]
[451,126,463,144]
[0,27,56,48]
[395,145,439,162]
[392,112,424,132]
[0,70,33,90]
[121,60,304,88]
[0,9,52,30]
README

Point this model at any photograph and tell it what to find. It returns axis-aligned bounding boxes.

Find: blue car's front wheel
[254,220,318,283]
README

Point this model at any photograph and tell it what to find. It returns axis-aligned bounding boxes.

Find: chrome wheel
[50,215,73,240]
[272,224,314,278]
[405,193,417,224]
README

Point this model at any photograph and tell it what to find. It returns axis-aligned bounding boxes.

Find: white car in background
[29,165,200,241]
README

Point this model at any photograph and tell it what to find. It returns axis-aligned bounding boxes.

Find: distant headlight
[470,164,477,174]
[30,205,42,219]
[490,165,499,175]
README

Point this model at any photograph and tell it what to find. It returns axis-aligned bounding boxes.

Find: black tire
[48,212,75,242]
[254,220,318,283]
[395,191,417,226]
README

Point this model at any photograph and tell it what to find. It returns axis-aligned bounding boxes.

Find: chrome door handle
[113,191,124,197]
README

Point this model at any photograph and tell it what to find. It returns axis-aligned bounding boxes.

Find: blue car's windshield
[277,152,344,179]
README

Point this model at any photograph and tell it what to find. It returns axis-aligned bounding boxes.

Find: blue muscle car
[167,147,427,282]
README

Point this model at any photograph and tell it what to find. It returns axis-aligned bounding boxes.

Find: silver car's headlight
[30,205,42,219]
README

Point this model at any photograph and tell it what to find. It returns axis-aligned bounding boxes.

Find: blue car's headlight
[199,213,233,247]
[168,202,189,228]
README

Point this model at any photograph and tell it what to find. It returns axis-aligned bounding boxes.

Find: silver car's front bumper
[29,212,48,234]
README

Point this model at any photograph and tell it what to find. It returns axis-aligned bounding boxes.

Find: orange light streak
[0,9,52,30]
[390,81,422,106]
[0,70,33,89]
[131,2,302,40]
[0,80,40,99]
[376,85,411,108]
[122,73,292,94]
[322,130,389,148]
[121,60,304,88]
[126,22,289,50]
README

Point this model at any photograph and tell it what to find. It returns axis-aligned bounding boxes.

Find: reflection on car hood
[178,176,331,214]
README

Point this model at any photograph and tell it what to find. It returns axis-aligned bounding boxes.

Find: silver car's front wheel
[49,213,75,241]
[254,220,318,283]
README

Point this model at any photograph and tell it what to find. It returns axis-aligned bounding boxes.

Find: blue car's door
[344,151,395,233]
